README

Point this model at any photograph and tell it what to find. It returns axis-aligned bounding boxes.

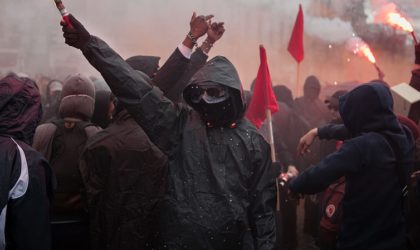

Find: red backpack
[320,177,345,233]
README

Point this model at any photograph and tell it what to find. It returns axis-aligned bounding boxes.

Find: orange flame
[386,12,414,32]
[359,44,376,64]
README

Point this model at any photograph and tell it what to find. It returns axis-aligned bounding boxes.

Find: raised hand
[206,22,225,43]
[189,12,213,39]
[61,14,91,50]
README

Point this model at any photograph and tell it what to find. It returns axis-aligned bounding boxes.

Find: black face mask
[195,97,235,127]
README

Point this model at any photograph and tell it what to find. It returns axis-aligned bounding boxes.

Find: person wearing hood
[0,74,53,250]
[79,54,167,249]
[79,95,167,249]
[291,82,414,249]
[33,74,102,250]
[61,14,276,249]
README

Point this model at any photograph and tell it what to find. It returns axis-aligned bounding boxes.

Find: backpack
[33,119,100,221]
[318,141,346,248]
[319,177,345,234]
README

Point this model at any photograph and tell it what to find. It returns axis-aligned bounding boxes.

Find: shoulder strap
[32,123,57,162]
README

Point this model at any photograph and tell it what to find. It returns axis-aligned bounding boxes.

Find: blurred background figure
[33,74,101,250]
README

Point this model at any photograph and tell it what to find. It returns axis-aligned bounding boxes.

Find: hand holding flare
[53,0,73,28]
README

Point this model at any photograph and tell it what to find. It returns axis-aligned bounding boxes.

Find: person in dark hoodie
[33,74,102,250]
[79,57,167,249]
[0,74,52,250]
[61,14,276,249]
[291,82,414,249]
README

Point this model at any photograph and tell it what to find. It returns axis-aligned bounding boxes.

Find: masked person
[61,14,276,249]
[0,74,53,250]
[291,82,414,249]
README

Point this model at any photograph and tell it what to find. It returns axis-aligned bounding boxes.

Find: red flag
[246,45,279,129]
[288,4,304,63]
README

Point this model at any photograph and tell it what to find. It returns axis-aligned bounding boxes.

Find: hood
[339,82,400,135]
[0,75,42,144]
[93,78,111,92]
[91,90,114,128]
[125,55,160,78]
[59,74,95,121]
[46,80,63,103]
[273,85,294,108]
[183,56,246,124]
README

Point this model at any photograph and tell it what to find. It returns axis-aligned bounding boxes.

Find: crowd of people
[0,10,420,250]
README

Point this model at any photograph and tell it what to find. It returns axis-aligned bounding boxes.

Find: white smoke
[305,17,355,44]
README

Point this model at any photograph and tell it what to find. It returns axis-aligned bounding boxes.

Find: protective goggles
[189,83,229,104]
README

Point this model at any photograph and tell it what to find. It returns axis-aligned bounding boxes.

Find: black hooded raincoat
[80,36,276,250]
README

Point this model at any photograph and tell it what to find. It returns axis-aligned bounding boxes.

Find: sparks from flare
[346,37,376,64]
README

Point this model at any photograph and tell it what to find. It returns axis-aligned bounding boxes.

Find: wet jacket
[81,36,276,250]
[79,110,167,250]
[289,83,414,250]
[0,75,52,250]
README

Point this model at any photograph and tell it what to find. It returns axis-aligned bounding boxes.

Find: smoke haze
[0,0,419,96]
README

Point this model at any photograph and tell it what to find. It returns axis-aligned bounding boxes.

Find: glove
[415,43,420,65]
[61,14,91,50]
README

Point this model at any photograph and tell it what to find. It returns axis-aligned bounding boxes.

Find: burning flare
[386,12,414,32]
[346,37,376,64]
[374,3,417,44]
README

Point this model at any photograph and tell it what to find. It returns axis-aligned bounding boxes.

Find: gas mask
[186,83,235,127]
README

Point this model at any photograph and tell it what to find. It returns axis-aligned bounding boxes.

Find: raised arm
[155,17,225,103]
[61,15,186,153]
[297,124,351,156]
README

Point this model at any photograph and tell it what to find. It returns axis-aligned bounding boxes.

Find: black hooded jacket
[79,110,168,250]
[81,36,276,250]
[0,75,52,250]
[289,83,414,250]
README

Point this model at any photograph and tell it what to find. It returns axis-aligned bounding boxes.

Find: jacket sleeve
[152,48,189,100]
[408,69,420,123]
[317,123,351,141]
[81,36,188,153]
[248,137,277,249]
[154,48,208,103]
[289,140,362,194]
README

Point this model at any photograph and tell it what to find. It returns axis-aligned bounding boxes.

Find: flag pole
[266,109,281,212]
[295,63,301,97]
[266,109,276,162]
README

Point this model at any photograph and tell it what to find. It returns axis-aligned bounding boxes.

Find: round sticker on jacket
[326,204,336,218]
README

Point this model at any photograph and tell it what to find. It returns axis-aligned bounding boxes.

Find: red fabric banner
[288,4,304,63]
[246,45,279,128]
